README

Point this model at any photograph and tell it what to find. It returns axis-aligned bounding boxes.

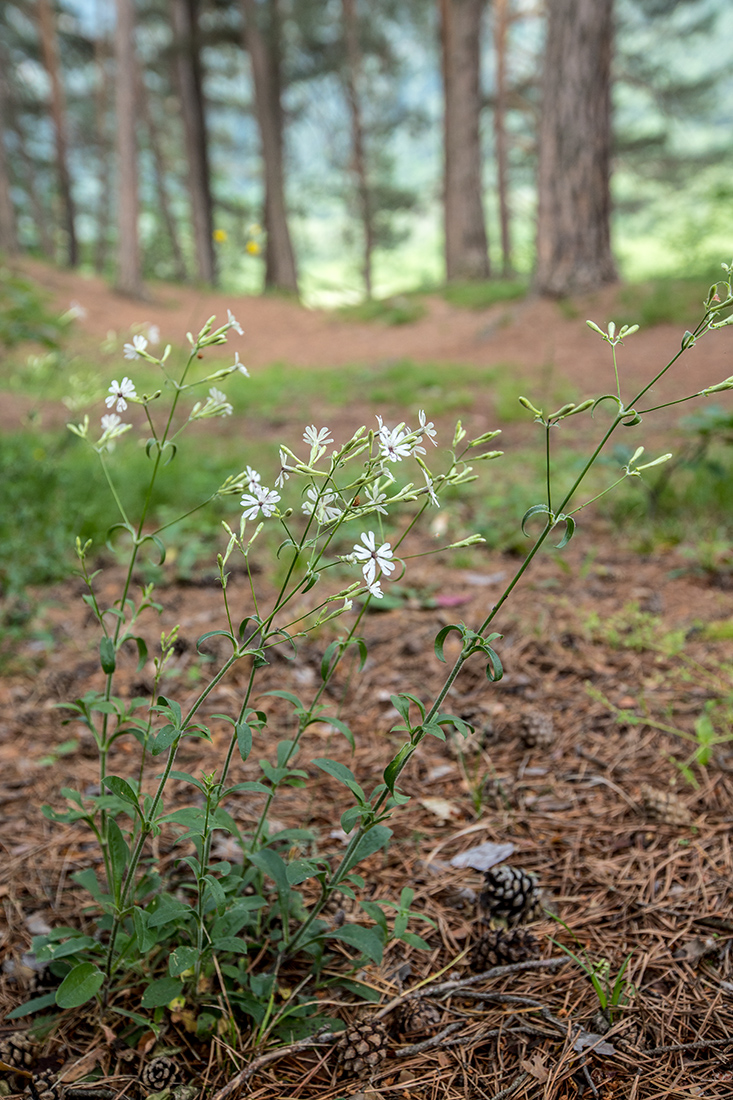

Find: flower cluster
[351,531,395,599]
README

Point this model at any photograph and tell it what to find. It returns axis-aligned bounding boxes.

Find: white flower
[365,579,384,599]
[101,413,123,432]
[376,416,414,463]
[363,481,388,516]
[123,334,148,360]
[302,485,342,524]
[207,387,233,416]
[419,409,437,446]
[421,468,440,508]
[106,376,137,412]
[227,309,244,335]
[240,483,279,520]
[352,531,395,585]
[245,466,261,491]
[147,324,160,345]
[303,425,333,449]
[97,412,131,448]
[275,449,291,488]
[232,351,249,377]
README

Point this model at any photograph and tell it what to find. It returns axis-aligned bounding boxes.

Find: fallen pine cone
[32,1068,61,1100]
[141,1057,178,1091]
[397,998,441,1036]
[0,1031,38,1070]
[520,710,555,749]
[479,865,543,926]
[468,927,540,972]
[337,1018,389,1077]
[640,784,692,826]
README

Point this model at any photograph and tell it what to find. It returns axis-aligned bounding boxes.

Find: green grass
[439,279,527,311]
[615,276,716,328]
[338,295,427,326]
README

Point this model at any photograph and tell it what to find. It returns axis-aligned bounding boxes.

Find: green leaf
[554,514,576,549]
[148,896,193,929]
[383,743,414,795]
[211,936,249,955]
[132,907,157,954]
[169,946,199,977]
[140,977,184,1008]
[236,722,253,762]
[6,992,59,1019]
[106,819,129,886]
[398,931,432,950]
[285,859,323,886]
[149,723,181,756]
[263,689,308,715]
[224,781,271,795]
[197,629,235,655]
[484,645,504,683]
[99,636,116,675]
[250,848,290,898]
[308,716,355,751]
[55,963,104,1009]
[433,623,464,663]
[312,757,365,801]
[341,825,392,875]
[521,503,552,537]
[327,924,384,964]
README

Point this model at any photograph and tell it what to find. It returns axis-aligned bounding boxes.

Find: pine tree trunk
[171,0,215,284]
[114,0,144,297]
[493,0,512,277]
[93,26,112,274]
[440,0,490,282]
[7,104,54,258]
[241,0,298,295]
[138,66,188,283]
[534,0,617,297]
[0,67,18,255]
[341,0,373,299]
[37,0,78,266]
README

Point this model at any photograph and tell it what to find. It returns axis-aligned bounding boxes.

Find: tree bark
[114,0,144,297]
[241,0,298,295]
[138,66,188,283]
[493,0,512,277]
[0,67,18,255]
[171,0,216,284]
[534,0,617,297]
[341,0,374,298]
[37,0,78,266]
[439,0,490,282]
[93,25,112,274]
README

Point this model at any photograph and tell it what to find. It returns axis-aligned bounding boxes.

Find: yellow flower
[213,229,227,243]
[246,240,261,255]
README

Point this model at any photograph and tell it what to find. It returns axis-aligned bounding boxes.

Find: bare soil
[1,264,733,1099]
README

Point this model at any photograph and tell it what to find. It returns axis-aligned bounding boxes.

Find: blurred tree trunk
[138,68,188,282]
[439,0,490,282]
[7,97,54,258]
[171,0,215,284]
[37,0,78,266]
[0,68,18,255]
[534,0,617,296]
[241,0,298,294]
[114,0,144,297]
[93,26,112,274]
[493,0,512,277]
[341,0,374,299]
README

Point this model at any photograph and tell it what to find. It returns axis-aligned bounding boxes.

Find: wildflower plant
[19,268,733,1040]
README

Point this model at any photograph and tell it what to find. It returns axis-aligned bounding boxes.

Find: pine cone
[397,999,441,1036]
[337,1019,389,1077]
[141,1057,178,1091]
[33,1068,61,1100]
[468,927,540,972]
[0,1031,38,1070]
[520,710,555,749]
[640,784,692,826]
[479,865,543,926]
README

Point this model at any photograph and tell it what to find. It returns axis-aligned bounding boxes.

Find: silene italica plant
[13,266,733,1052]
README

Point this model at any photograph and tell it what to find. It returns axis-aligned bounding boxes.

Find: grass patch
[615,276,713,328]
[439,279,527,311]
[338,295,427,326]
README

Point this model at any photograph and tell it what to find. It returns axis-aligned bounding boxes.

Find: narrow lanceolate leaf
[327,923,384,964]
[99,636,116,674]
[55,963,105,1008]
[236,721,252,762]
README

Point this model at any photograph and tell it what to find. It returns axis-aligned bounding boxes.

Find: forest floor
[1,262,733,1100]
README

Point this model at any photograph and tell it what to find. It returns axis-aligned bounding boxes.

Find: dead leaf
[418,796,460,824]
[672,936,718,965]
[59,1049,104,1083]
[450,841,515,870]
[100,1024,116,1045]
[520,1051,549,1082]
[573,1030,616,1056]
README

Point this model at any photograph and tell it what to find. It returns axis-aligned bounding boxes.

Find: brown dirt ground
[2,264,733,1099]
